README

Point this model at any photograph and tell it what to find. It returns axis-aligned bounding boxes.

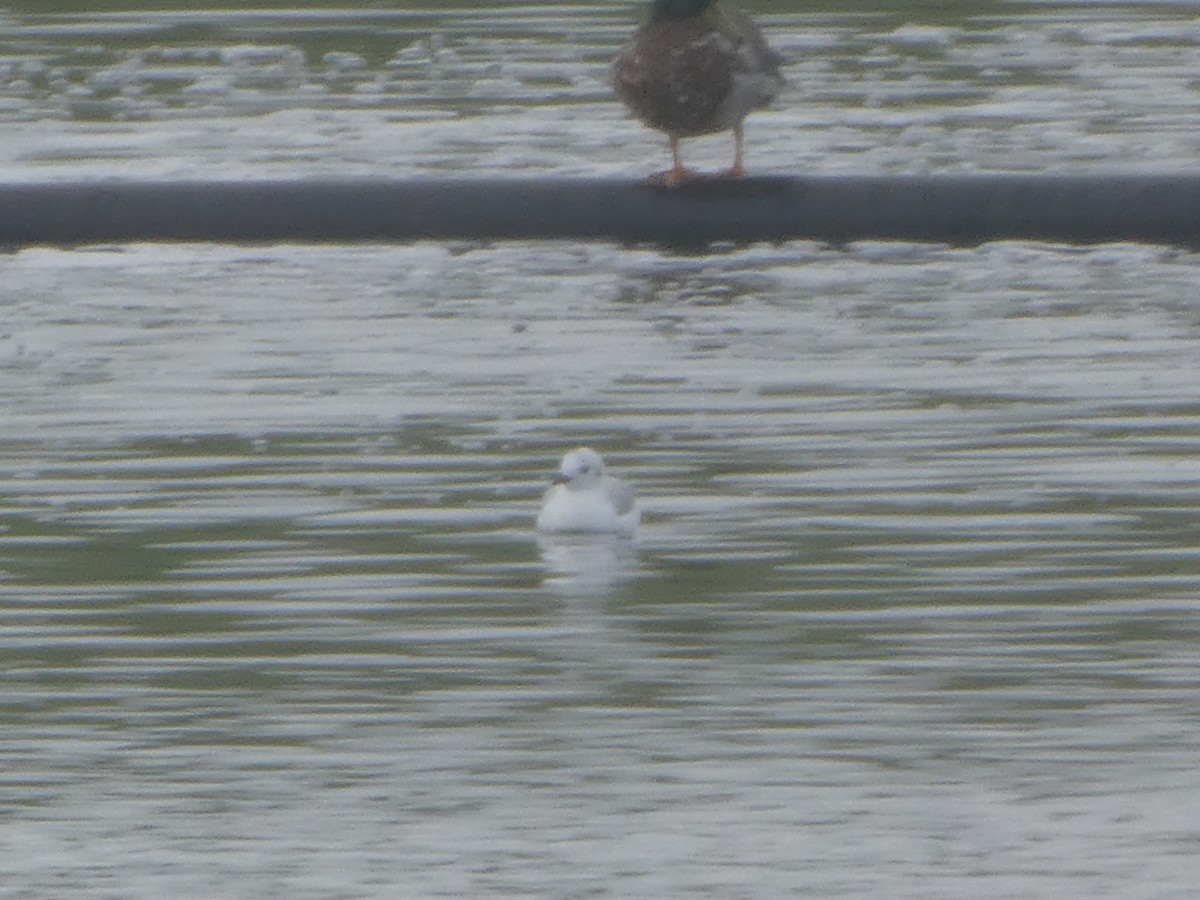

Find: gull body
[536,447,640,537]
[613,0,784,185]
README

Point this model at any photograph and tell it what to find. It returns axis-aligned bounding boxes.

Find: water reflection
[536,531,642,597]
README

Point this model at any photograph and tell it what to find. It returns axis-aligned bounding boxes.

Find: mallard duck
[613,0,783,185]
[536,447,640,536]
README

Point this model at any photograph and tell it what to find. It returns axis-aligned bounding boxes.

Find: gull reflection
[535,531,642,598]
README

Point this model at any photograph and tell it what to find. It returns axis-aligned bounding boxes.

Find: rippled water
[4,1,1200,179]
[3,3,1200,898]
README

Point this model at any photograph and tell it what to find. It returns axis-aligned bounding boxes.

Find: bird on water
[613,0,784,186]
[536,447,640,537]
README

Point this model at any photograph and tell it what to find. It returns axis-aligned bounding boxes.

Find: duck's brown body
[614,18,740,139]
[613,1,782,184]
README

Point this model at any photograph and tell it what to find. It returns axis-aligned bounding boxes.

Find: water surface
[2,3,1200,898]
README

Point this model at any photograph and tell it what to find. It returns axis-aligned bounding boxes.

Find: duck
[613,0,784,186]
[536,447,640,536]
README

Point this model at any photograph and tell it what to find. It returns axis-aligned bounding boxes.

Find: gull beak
[551,472,570,485]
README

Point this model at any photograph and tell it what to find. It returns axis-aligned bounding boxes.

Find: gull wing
[603,477,638,517]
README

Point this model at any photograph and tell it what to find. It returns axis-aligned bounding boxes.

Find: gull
[536,447,640,537]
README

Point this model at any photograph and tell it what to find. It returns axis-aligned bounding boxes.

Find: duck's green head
[651,0,716,20]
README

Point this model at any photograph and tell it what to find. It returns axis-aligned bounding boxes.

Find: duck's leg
[726,122,747,178]
[665,137,692,186]
[650,137,698,187]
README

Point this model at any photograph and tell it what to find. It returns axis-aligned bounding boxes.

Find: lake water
[2,3,1200,898]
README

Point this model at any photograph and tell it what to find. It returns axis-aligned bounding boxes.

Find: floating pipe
[1,174,1199,248]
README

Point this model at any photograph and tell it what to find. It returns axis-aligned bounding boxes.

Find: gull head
[555,447,606,490]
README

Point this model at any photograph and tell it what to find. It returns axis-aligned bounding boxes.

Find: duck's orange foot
[646,167,702,188]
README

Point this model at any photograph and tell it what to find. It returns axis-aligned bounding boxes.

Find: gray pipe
[1,175,1198,248]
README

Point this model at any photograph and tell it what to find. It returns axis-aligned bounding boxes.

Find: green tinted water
[2,4,1200,898]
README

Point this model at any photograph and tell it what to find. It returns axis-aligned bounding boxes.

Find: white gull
[535,447,639,537]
